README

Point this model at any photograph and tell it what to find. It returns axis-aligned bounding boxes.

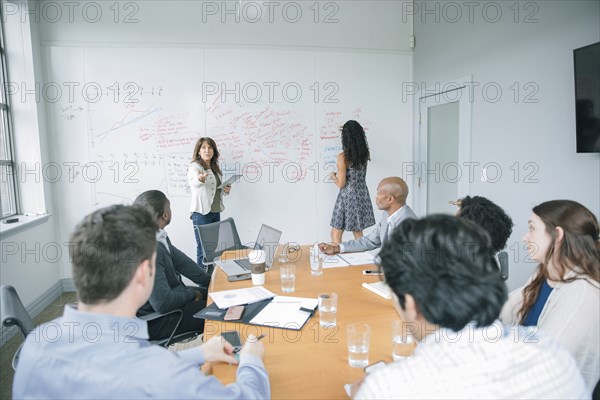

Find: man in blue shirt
[13,205,270,399]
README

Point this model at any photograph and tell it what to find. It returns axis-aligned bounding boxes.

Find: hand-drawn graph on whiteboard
[86,83,204,203]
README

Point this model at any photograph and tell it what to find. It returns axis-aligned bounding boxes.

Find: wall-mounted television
[574,42,600,153]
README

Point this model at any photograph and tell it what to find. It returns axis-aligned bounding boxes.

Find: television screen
[574,42,600,153]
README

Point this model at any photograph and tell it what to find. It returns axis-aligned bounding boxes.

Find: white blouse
[187,162,224,215]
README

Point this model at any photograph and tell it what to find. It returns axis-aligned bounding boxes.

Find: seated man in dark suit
[319,177,417,255]
[134,190,210,341]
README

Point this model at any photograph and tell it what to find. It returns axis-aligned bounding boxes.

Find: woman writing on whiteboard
[188,137,231,271]
[329,120,376,243]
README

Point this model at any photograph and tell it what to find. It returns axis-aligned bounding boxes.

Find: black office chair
[1,285,36,370]
[194,217,248,275]
[498,251,509,281]
[137,309,200,348]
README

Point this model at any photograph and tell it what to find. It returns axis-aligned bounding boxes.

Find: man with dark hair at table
[13,205,269,398]
[133,190,211,341]
[355,215,588,399]
[319,176,416,255]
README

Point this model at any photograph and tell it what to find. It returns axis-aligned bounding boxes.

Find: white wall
[6,0,598,305]
[412,0,600,290]
[36,0,410,50]
[2,0,414,289]
[1,0,62,307]
[1,221,62,306]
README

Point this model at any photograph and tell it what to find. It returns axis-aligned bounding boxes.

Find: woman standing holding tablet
[501,200,600,389]
[188,137,231,270]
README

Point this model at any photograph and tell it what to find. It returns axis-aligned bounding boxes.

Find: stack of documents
[310,251,376,269]
[361,281,392,300]
[339,252,377,265]
[209,286,276,309]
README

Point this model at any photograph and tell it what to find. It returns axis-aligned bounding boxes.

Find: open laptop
[216,224,282,277]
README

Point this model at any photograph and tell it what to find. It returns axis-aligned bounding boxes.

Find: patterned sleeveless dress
[330,164,376,231]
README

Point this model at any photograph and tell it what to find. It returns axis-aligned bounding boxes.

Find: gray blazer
[342,205,417,253]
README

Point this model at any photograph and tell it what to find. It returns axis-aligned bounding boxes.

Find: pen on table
[300,307,316,316]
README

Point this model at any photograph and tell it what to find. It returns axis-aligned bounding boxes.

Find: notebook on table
[209,286,276,309]
[195,294,318,331]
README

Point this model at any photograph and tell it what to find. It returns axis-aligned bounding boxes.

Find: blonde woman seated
[500,200,600,389]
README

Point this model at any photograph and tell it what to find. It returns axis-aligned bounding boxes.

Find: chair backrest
[1,285,35,338]
[498,251,509,281]
[138,309,200,348]
[194,217,245,266]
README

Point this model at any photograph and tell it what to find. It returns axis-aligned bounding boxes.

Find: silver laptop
[216,224,282,276]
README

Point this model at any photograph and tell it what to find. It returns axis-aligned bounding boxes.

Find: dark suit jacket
[138,238,211,315]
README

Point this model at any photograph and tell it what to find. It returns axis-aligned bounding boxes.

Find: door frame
[413,75,473,217]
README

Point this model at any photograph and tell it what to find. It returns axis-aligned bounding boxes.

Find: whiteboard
[45,45,412,257]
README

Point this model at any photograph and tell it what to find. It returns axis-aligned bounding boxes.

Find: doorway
[415,77,473,216]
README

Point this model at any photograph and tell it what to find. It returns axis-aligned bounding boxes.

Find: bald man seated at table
[319,177,417,254]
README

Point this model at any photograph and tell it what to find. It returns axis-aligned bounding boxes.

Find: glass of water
[318,292,337,327]
[278,243,289,263]
[347,323,370,368]
[392,320,416,360]
[279,264,296,293]
[311,253,324,276]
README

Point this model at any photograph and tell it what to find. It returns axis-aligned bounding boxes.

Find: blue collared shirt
[13,305,270,399]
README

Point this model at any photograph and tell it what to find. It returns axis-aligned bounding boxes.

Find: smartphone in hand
[221,330,243,353]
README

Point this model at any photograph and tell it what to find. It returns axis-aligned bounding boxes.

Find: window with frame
[0,17,19,219]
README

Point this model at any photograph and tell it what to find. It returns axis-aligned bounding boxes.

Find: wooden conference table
[203,246,400,399]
